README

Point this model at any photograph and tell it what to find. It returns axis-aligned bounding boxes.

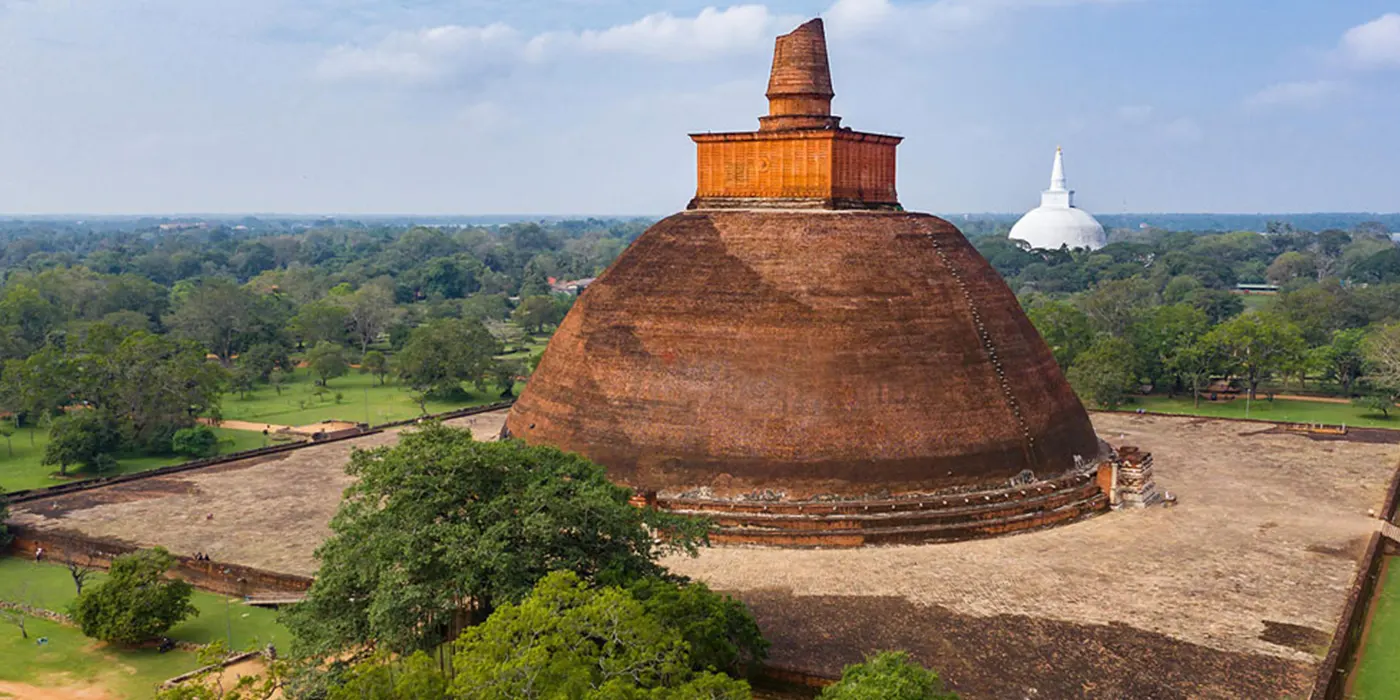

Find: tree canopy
[70,547,198,645]
[282,422,710,657]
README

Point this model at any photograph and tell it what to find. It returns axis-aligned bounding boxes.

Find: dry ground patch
[662,413,1397,698]
[10,411,507,576]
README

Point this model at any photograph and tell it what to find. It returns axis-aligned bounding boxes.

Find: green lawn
[1114,395,1400,430]
[0,557,291,698]
[1349,558,1400,698]
[0,427,267,494]
[216,366,517,427]
[0,558,289,649]
[0,616,199,699]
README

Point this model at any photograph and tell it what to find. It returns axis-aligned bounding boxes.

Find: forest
[0,217,647,490]
[2,213,1400,492]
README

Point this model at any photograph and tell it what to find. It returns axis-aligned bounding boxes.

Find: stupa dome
[1008,147,1106,250]
[505,19,1107,545]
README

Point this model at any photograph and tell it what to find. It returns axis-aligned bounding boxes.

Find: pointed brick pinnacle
[767,18,834,104]
[760,18,839,131]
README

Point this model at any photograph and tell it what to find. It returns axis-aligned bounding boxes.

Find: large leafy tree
[43,409,122,476]
[1128,303,1210,389]
[1363,322,1400,405]
[71,547,198,645]
[343,282,399,354]
[818,651,959,700]
[83,331,227,448]
[165,278,267,364]
[449,571,752,700]
[1204,313,1307,400]
[282,423,709,657]
[305,341,349,387]
[1066,337,1139,409]
[394,318,501,400]
[1025,300,1094,370]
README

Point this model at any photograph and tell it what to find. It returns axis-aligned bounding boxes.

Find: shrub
[171,425,219,459]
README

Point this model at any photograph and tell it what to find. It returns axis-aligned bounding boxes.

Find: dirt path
[198,418,292,432]
[0,680,114,700]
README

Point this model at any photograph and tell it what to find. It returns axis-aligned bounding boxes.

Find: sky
[1,0,1398,216]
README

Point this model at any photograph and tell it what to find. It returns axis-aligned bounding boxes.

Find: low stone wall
[5,525,313,597]
[1309,460,1400,699]
[3,401,515,504]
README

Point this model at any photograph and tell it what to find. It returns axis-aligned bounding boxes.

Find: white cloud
[315,23,523,84]
[1340,13,1400,69]
[316,0,1134,85]
[1243,79,1345,108]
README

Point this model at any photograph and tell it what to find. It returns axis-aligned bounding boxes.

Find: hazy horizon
[2,1,1398,215]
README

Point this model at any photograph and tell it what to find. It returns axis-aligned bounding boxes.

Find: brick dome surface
[505,209,1100,500]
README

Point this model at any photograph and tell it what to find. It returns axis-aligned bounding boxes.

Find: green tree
[0,418,14,457]
[230,365,257,400]
[818,651,958,700]
[165,278,263,364]
[626,577,769,676]
[1204,314,1306,400]
[1128,304,1210,389]
[1316,328,1368,394]
[306,342,349,387]
[82,332,227,450]
[268,367,287,396]
[1353,394,1394,419]
[1066,337,1139,409]
[395,318,502,399]
[1025,300,1093,369]
[172,425,219,459]
[240,342,292,382]
[70,547,198,645]
[1167,339,1224,408]
[282,423,709,657]
[343,283,400,354]
[1265,251,1317,285]
[43,410,122,476]
[512,295,560,334]
[1362,323,1400,406]
[327,651,448,700]
[289,300,350,348]
[449,571,752,700]
[489,360,521,398]
[360,350,389,386]
[1077,278,1155,337]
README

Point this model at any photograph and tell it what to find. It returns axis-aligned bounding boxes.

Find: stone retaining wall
[5,525,313,597]
[1309,458,1400,699]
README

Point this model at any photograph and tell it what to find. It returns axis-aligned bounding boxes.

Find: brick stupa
[505,19,1108,546]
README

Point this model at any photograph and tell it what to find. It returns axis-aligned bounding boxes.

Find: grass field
[1115,395,1400,430]
[216,366,517,427]
[0,557,291,698]
[1349,558,1400,699]
[0,427,267,494]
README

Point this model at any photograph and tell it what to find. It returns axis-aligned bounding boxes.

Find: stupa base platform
[654,467,1108,547]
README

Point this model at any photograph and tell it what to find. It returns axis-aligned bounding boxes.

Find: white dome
[1007,147,1106,251]
[1009,205,1106,251]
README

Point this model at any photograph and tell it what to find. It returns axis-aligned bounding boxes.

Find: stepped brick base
[654,468,1108,547]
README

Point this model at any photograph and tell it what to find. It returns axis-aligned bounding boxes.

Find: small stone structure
[1097,445,1162,508]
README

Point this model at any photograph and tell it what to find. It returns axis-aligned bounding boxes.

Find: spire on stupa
[760,18,840,131]
[1041,146,1074,209]
[1050,146,1067,191]
[688,18,902,210]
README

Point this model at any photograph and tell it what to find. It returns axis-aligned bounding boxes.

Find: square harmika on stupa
[505,18,1110,546]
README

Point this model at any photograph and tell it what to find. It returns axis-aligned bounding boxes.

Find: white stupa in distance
[1008,147,1106,251]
